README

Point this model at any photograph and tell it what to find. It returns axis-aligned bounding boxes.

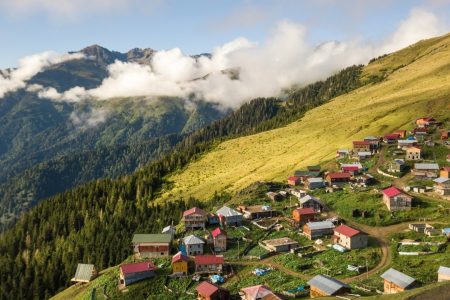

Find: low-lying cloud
[0,51,84,97]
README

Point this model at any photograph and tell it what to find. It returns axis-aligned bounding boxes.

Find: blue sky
[1,0,450,68]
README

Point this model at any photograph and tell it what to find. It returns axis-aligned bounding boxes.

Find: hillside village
[61,116,450,300]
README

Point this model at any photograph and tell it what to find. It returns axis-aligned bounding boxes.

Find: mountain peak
[77,44,127,65]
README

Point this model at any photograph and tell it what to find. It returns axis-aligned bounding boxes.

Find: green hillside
[157,34,450,203]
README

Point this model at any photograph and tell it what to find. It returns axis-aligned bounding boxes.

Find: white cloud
[70,107,108,129]
[28,8,450,109]
[0,51,84,97]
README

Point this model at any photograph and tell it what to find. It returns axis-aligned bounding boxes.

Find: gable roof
[407,146,421,152]
[306,221,334,230]
[132,234,172,244]
[327,172,351,179]
[342,165,359,171]
[172,251,189,264]
[183,235,205,245]
[288,176,300,181]
[73,264,95,282]
[294,207,316,215]
[334,225,362,238]
[441,167,450,172]
[194,255,224,265]
[120,261,156,275]
[382,186,403,198]
[434,177,450,184]
[353,141,370,146]
[414,163,439,170]
[307,177,324,183]
[385,133,400,139]
[183,207,207,217]
[196,281,219,297]
[307,274,350,295]
[211,227,226,238]
[216,206,242,217]
[299,195,324,205]
[381,268,416,288]
[162,225,175,234]
[241,285,279,299]
[307,165,321,171]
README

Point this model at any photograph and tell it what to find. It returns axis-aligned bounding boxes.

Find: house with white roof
[183,235,205,256]
[216,206,242,226]
[412,163,440,178]
[308,274,350,298]
[381,268,417,294]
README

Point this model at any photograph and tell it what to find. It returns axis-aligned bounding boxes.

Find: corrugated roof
[211,227,226,238]
[353,141,370,145]
[120,261,156,275]
[73,264,95,282]
[196,281,219,296]
[334,225,362,237]
[438,266,450,276]
[132,234,172,244]
[183,234,205,245]
[294,207,316,215]
[241,285,275,299]
[306,221,334,230]
[194,255,224,265]
[382,186,402,198]
[434,177,450,184]
[414,163,439,170]
[307,177,324,183]
[172,251,189,263]
[307,274,350,295]
[327,172,351,179]
[341,163,363,169]
[183,207,207,217]
[381,268,416,288]
[299,195,324,205]
[216,206,242,217]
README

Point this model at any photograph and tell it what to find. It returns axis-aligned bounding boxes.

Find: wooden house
[307,274,350,298]
[406,146,421,160]
[303,221,335,240]
[382,187,412,211]
[119,261,157,287]
[412,163,440,178]
[333,225,368,249]
[237,205,278,220]
[132,234,172,258]
[172,252,189,275]
[240,285,281,300]
[416,117,436,128]
[353,141,371,152]
[325,172,351,186]
[261,237,299,252]
[299,195,326,212]
[434,177,450,196]
[71,263,97,283]
[292,207,316,225]
[183,235,205,256]
[196,281,230,300]
[216,206,242,226]
[211,227,227,252]
[194,255,224,274]
[441,167,450,178]
[182,207,208,230]
[306,177,325,189]
[287,176,301,186]
[384,133,400,144]
[381,268,417,294]
[438,266,450,282]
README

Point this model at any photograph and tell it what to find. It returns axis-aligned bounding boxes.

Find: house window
[161,252,164,255]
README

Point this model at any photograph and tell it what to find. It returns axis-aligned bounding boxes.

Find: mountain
[0,45,225,228]
[1,34,450,299]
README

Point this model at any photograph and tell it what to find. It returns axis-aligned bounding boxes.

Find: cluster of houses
[69,117,449,298]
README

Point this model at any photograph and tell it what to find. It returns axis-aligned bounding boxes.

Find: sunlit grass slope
[158,34,450,202]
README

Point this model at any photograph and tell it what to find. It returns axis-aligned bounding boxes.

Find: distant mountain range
[0,45,224,228]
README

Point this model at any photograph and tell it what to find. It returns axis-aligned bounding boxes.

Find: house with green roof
[132,234,172,258]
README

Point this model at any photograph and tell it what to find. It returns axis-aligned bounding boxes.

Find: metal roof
[73,264,95,282]
[308,177,324,183]
[299,195,322,205]
[434,177,450,184]
[414,163,439,170]
[132,234,172,244]
[183,234,205,245]
[307,274,349,295]
[438,266,450,276]
[306,221,334,230]
[381,268,416,288]
[216,206,242,217]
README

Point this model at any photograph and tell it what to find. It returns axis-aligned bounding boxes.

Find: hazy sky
[1,0,450,68]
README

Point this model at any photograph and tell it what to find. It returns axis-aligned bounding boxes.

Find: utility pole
[366,257,369,279]
[237,239,240,259]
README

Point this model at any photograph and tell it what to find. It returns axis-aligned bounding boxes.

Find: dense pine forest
[0,64,365,299]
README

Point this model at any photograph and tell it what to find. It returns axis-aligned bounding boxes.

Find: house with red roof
[182,207,208,230]
[325,172,351,186]
[416,117,436,128]
[172,252,189,275]
[382,186,412,211]
[341,164,362,175]
[196,281,230,300]
[384,133,401,144]
[211,227,227,252]
[240,284,282,300]
[287,176,301,186]
[353,141,371,153]
[194,255,224,274]
[119,261,157,287]
[292,207,316,225]
[333,225,368,249]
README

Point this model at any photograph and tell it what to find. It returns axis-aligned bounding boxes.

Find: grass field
[157,34,450,204]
